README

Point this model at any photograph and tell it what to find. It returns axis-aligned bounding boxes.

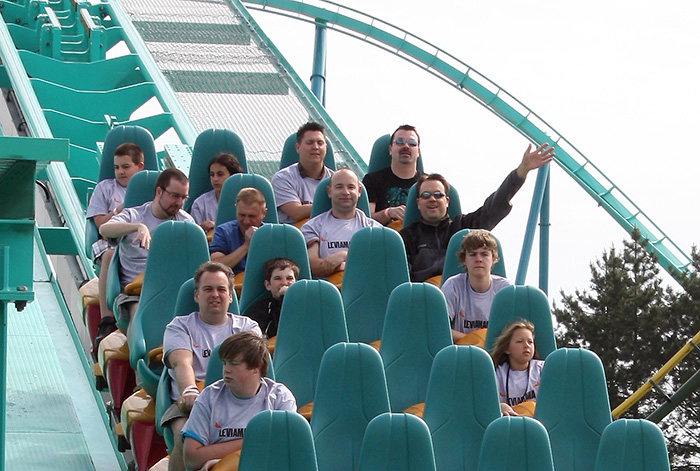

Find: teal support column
[538,172,550,295]
[0,136,68,471]
[310,19,327,106]
[515,163,550,286]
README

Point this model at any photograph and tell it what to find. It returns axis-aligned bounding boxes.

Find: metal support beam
[310,19,327,106]
[538,171,550,294]
[516,163,549,286]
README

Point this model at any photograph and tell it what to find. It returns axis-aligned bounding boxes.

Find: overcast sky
[250,0,700,303]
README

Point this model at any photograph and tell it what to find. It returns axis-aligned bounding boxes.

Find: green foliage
[553,229,700,469]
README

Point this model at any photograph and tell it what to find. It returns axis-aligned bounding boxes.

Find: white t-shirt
[163,312,262,401]
[301,209,381,259]
[441,273,512,333]
[495,359,545,406]
[108,202,194,287]
[181,377,296,446]
[190,189,218,225]
[271,163,333,224]
[86,178,126,218]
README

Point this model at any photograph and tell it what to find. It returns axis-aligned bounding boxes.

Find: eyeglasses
[393,137,419,147]
[162,188,189,201]
[418,191,446,200]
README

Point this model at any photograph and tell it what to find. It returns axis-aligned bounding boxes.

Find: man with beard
[99,167,195,327]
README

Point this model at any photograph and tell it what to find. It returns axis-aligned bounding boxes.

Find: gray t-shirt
[301,209,382,259]
[495,359,544,406]
[108,202,195,288]
[441,273,512,333]
[181,377,296,446]
[163,311,262,401]
[271,163,333,224]
[190,189,218,225]
[86,178,126,218]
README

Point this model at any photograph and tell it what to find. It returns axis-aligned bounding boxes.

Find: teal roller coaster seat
[214,173,278,227]
[380,282,452,413]
[477,416,554,471]
[128,221,209,395]
[311,342,391,471]
[594,419,670,471]
[185,128,248,212]
[238,410,319,471]
[534,348,612,471]
[423,345,501,471]
[483,285,557,358]
[358,412,437,471]
[273,280,348,415]
[342,226,409,343]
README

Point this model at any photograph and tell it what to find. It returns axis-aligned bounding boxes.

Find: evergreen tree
[554,229,700,469]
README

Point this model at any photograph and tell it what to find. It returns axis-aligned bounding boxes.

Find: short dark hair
[416,173,449,196]
[262,258,299,282]
[155,168,188,195]
[209,152,243,176]
[219,331,269,377]
[390,124,420,146]
[193,261,234,293]
[296,122,325,144]
[114,142,144,165]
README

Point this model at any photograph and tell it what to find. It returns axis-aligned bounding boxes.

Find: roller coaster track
[239,0,693,283]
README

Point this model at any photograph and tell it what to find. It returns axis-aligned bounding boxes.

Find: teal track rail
[241,0,692,282]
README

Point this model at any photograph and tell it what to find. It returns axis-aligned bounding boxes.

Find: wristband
[383,207,391,221]
[182,385,200,396]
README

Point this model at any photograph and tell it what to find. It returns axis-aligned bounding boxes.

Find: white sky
[250,1,700,303]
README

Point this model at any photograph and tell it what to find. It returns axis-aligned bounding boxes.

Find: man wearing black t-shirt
[362,124,422,225]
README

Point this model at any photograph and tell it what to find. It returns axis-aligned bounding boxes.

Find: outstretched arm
[515,143,555,179]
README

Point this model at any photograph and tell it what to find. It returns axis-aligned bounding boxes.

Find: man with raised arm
[301,168,381,278]
[400,143,554,282]
[271,122,334,224]
[161,262,261,471]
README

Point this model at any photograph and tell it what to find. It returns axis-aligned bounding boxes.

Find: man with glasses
[400,142,554,282]
[99,167,194,330]
[363,124,422,225]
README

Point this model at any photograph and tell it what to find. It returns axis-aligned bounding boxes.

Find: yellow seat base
[121,388,155,442]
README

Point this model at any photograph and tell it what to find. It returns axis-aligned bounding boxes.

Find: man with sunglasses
[99,168,195,329]
[363,124,422,225]
[400,142,554,282]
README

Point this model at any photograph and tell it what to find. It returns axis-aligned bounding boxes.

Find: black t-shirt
[362,167,422,212]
